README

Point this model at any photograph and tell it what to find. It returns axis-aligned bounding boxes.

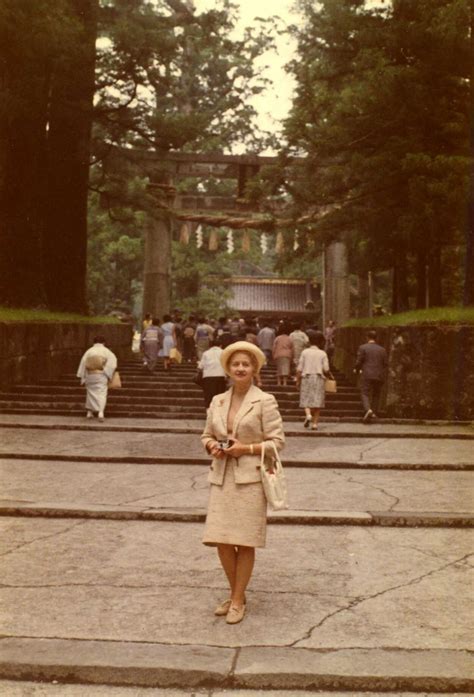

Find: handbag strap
[260,440,282,470]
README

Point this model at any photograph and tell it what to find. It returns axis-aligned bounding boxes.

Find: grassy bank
[344,306,474,327]
[0,307,121,324]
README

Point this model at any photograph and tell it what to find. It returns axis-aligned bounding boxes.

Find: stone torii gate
[121,149,350,325]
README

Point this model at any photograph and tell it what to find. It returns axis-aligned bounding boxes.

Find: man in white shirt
[198,340,227,408]
[77,336,117,420]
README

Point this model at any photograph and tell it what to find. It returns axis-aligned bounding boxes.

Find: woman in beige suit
[201,341,285,625]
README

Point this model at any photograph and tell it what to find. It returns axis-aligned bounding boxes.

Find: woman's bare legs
[311,407,321,428]
[232,546,255,607]
[217,544,237,592]
[217,544,254,607]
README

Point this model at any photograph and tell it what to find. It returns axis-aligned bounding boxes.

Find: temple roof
[226,277,320,316]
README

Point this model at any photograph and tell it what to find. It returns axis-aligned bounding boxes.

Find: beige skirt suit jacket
[201,384,285,548]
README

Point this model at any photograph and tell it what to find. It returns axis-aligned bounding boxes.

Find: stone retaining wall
[0,322,133,388]
[335,325,474,421]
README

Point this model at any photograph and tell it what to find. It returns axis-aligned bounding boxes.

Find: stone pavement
[0,687,470,697]
[0,413,473,438]
[1,425,474,468]
[0,415,473,693]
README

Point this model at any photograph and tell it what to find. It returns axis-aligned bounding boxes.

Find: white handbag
[260,441,289,511]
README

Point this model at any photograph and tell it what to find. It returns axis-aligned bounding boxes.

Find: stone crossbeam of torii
[117,148,350,325]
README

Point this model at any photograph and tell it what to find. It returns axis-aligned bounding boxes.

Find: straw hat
[220,341,266,375]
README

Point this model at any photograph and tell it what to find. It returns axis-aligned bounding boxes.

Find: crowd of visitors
[138,312,336,368]
[77,312,388,426]
[136,312,338,421]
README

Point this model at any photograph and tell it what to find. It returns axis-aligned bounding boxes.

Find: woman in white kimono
[77,336,117,420]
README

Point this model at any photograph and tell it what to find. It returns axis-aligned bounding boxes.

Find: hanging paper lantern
[196,225,203,248]
[179,223,190,245]
[227,230,234,253]
[208,228,219,251]
[242,230,251,253]
[275,231,284,254]
[260,233,268,254]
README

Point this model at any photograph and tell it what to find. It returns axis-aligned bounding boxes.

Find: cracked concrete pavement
[1,518,472,650]
[1,427,473,466]
[1,459,473,514]
[1,415,473,691]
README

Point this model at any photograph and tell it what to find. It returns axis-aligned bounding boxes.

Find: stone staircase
[0,359,364,421]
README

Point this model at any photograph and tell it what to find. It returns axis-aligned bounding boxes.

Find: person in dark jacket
[354,330,388,421]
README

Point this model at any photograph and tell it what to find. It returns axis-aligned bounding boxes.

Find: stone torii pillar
[323,241,350,327]
[142,213,172,318]
[142,178,176,318]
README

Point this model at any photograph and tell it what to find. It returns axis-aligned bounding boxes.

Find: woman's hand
[208,441,226,459]
[225,438,251,459]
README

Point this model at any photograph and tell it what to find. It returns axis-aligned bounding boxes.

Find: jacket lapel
[217,389,232,435]
[231,384,261,438]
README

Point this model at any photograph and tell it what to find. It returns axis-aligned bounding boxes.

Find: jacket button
[210,466,214,470]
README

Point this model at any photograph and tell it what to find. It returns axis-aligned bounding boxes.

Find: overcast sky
[193,0,298,144]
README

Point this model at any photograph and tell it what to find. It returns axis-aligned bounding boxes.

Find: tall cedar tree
[0,0,272,311]
[283,0,470,311]
[0,0,97,310]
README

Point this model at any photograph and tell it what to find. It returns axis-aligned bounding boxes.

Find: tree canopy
[1,0,471,316]
[280,0,471,310]
[0,0,273,311]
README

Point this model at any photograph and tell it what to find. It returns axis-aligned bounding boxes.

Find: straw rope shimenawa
[154,196,324,232]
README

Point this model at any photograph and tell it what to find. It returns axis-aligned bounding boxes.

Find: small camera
[218,439,234,449]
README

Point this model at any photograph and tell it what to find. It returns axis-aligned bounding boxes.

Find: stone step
[14,381,357,393]
[0,619,471,692]
[1,501,472,527]
[4,383,359,396]
[1,415,472,436]
[0,393,362,410]
[0,395,361,411]
[2,451,470,470]
[59,376,356,389]
[0,405,363,419]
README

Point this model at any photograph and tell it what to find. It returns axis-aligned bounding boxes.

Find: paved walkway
[1,460,473,519]
[1,426,473,468]
[0,686,469,697]
[0,413,472,438]
[0,415,473,692]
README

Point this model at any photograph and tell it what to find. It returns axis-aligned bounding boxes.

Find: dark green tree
[0,0,89,308]
[282,0,470,312]
[0,0,273,312]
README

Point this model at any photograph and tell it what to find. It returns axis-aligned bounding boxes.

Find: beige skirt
[202,460,267,548]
